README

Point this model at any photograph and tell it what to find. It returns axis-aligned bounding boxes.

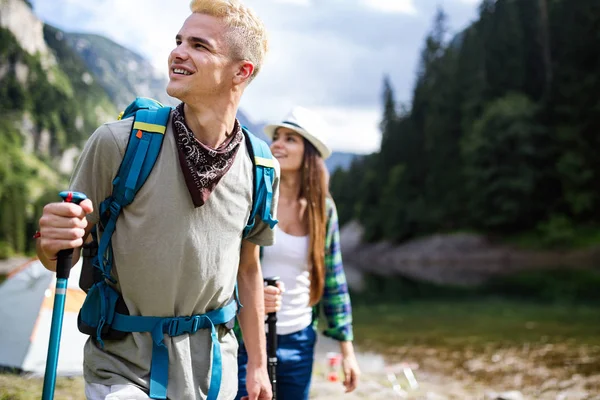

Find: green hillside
[0,20,116,257]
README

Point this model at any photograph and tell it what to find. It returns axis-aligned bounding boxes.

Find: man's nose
[170,45,189,61]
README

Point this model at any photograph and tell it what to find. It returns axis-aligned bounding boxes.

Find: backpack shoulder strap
[242,127,278,238]
[112,106,171,206]
[95,103,171,280]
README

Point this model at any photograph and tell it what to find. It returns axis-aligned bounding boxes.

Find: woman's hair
[189,0,268,81]
[299,140,329,306]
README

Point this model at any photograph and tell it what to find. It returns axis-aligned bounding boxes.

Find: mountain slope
[61,32,176,110]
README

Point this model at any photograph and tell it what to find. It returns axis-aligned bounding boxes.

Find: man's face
[166,13,239,102]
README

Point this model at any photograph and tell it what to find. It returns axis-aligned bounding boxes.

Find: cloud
[361,0,417,14]
[273,0,312,5]
[315,106,382,153]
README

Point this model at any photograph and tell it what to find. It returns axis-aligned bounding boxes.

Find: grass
[352,299,600,349]
[0,374,84,400]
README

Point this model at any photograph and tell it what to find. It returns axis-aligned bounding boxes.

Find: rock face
[1,0,46,55]
[339,221,600,286]
[0,0,55,69]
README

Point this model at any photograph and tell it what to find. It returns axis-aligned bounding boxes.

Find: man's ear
[233,60,255,85]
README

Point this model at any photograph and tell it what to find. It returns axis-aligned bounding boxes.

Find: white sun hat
[263,106,332,160]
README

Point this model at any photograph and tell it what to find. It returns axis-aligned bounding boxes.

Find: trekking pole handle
[264,276,279,324]
[264,276,279,322]
[56,191,87,280]
[264,276,280,288]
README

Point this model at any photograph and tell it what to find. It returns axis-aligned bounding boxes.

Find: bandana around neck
[171,102,243,207]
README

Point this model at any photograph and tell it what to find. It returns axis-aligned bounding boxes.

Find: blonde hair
[190,0,268,81]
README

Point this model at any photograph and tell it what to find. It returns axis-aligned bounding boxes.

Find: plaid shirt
[234,197,354,342]
[313,197,354,341]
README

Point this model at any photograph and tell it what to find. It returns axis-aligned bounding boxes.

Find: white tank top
[261,225,313,335]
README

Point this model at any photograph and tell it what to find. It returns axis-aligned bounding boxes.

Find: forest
[330,0,600,248]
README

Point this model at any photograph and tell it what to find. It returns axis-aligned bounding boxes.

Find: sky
[31,0,480,154]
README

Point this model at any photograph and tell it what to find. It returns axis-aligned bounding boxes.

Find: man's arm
[237,240,271,399]
[237,240,267,367]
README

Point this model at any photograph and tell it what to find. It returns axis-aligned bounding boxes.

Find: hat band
[283,121,305,131]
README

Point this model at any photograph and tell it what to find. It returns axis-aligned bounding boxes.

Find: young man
[36,1,278,399]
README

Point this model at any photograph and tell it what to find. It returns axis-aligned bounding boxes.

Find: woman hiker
[236,106,360,400]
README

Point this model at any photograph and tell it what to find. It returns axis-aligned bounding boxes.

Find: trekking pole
[264,276,280,400]
[41,191,87,400]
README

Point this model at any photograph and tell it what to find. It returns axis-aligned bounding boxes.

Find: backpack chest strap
[111,300,237,400]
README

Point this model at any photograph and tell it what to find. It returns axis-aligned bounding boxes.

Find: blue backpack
[77,97,277,400]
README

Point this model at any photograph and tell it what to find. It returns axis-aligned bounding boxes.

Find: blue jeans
[236,325,317,400]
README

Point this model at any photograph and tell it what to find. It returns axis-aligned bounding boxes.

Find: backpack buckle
[167,318,179,336]
[166,315,206,336]
[109,201,122,217]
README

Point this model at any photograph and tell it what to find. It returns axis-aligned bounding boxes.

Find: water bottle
[326,352,341,382]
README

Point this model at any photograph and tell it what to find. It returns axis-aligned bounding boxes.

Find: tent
[0,258,87,376]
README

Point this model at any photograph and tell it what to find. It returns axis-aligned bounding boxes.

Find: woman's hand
[340,341,360,393]
[263,281,285,314]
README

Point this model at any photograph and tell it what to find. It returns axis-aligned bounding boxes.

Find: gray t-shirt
[69,115,279,399]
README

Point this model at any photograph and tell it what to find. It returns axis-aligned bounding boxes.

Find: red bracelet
[33,231,41,239]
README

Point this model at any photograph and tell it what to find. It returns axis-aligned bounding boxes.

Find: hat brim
[264,123,332,160]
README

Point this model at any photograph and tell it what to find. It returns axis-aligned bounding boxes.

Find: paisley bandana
[171,102,243,207]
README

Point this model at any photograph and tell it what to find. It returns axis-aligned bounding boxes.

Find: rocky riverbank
[311,335,600,400]
[339,221,600,287]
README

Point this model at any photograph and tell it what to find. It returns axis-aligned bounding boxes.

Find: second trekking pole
[264,276,280,400]
[41,191,87,400]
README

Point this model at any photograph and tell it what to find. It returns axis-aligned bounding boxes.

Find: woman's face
[270,127,305,173]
